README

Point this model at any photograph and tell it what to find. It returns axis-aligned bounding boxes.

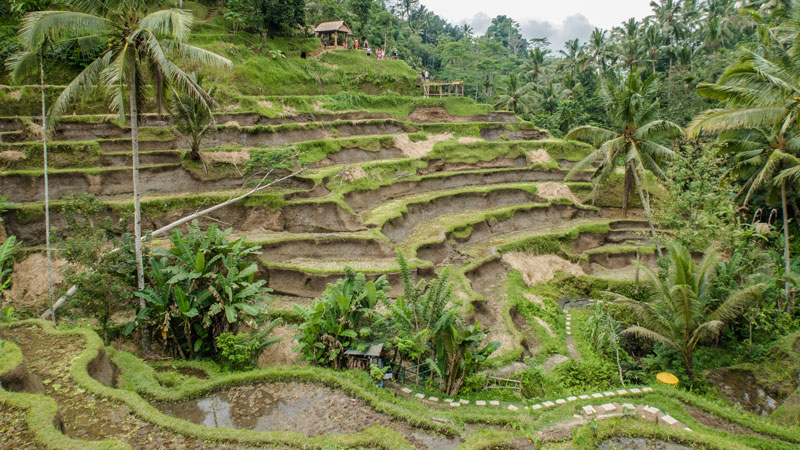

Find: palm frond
[687,107,786,137]
[48,50,113,125]
[140,9,193,42]
[622,325,675,348]
[20,11,113,51]
[5,50,40,83]
[566,125,618,147]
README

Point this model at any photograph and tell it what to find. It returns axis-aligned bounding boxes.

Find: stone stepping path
[582,402,692,432]
[398,386,654,412]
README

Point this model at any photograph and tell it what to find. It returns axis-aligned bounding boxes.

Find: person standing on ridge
[355,39,359,50]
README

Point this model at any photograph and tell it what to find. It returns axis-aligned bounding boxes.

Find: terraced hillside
[5,89,798,450]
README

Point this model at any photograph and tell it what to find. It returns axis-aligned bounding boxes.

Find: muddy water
[154,382,461,450]
[599,437,698,449]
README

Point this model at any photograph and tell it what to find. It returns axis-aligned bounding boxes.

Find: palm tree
[613,243,761,381]
[565,70,683,246]
[587,28,610,76]
[20,0,231,351]
[522,47,549,83]
[460,24,473,40]
[493,72,534,114]
[168,73,217,161]
[642,25,663,72]
[535,81,567,113]
[614,18,644,71]
[687,42,800,308]
[559,38,585,76]
[7,41,56,323]
[649,0,681,44]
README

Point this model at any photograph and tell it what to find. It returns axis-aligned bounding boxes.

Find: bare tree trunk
[40,57,55,325]
[782,179,791,310]
[622,165,632,218]
[130,69,150,353]
[631,165,663,258]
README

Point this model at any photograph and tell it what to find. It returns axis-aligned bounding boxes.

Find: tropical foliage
[294,268,390,369]
[612,243,762,380]
[135,221,273,359]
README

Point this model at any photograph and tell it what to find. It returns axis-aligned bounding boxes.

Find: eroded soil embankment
[309,146,405,168]
[259,264,435,298]
[345,169,592,213]
[382,189,541,243]
[6,201,363,247]
[418,204,601,265]
[0,165,252,203]
[259,237,394,262]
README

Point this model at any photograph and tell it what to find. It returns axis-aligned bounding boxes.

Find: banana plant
[294,268,390,369]
[133,221,272,358]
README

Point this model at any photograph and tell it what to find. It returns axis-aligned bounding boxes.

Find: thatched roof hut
[313,21,353,47]
[314,21,353,35]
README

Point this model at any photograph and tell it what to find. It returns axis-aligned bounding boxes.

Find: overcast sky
[420,0,654,49]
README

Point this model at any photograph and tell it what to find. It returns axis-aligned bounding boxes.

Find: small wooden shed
[314,21,353,47]
[344,343,384,370]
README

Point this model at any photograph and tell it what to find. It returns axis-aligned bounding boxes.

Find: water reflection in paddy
[155,381,461,450]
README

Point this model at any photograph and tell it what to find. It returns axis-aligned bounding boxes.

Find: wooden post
[334,31,338,47]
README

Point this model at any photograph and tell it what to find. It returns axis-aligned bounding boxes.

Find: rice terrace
[0,0,799,449]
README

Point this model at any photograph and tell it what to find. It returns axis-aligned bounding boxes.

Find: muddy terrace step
[257,235,394,262]
[259,261,434,298]
[344,168,592,213]
[585,244,659,270]
[0,164,250,203]
[99,150,182,167]
[308,145,406,168]
[4,198,362,247]
[416,205,604,264]
[378,187,542,243]
[1,107,517,131]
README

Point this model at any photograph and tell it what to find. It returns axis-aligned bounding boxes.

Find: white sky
[420,0,654,48]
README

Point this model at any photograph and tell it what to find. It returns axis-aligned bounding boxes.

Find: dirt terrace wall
[259,237,394,262]
[99,151,181,167]
[417,204,601,264]
[587,249,657,270]
[344,169,591,212]
[0,165,247,203]
[464,256,509,298]
[419,158,528,174]
[309,146,405,168]
[5,201,362,247]
[381,189,541,243]
[259,264,435,298]
[480,127,547,141]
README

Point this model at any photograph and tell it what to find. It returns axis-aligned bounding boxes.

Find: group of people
[354,39,397,59]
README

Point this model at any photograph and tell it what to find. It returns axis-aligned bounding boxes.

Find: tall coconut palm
[493,72,534,114]
[19,0,231,351]
[7,43,56,323]
[614,18,644,71]
[565,70,683,248]
[559,38,585,76]
[613,243,762,381]
[586,28,610,76]
[522,47,549,83]
[687,41,800,308]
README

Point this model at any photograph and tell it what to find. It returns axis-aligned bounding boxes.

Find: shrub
[135,221,272,359]
[294,268,390,369]
[216,318,283,371]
